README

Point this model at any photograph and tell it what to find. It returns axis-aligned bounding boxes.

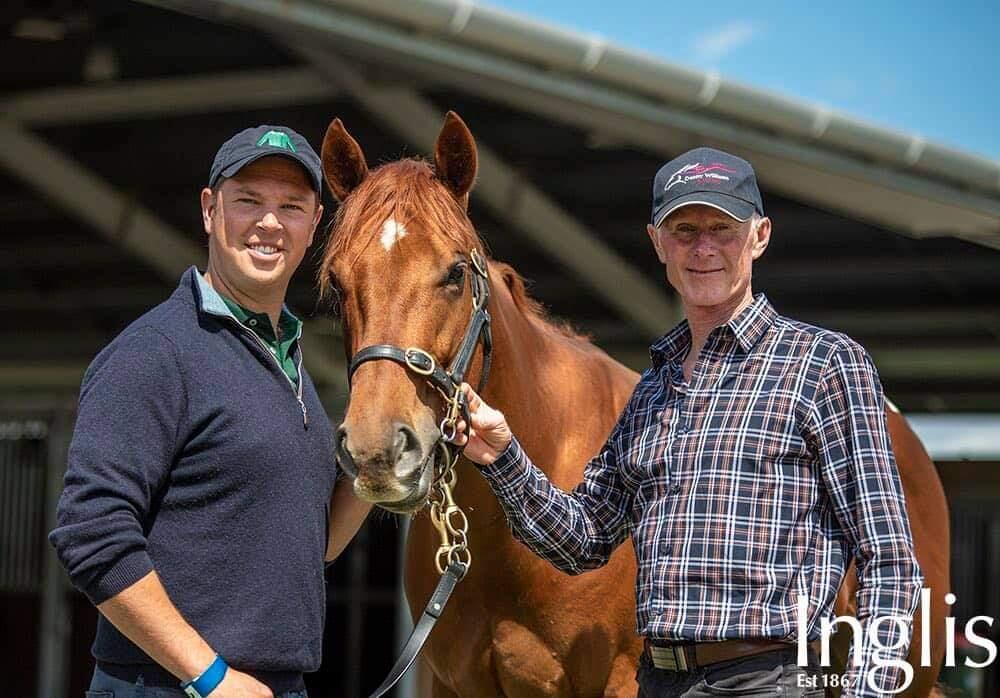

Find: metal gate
[0,418,48,593]
[946,496,1000,696]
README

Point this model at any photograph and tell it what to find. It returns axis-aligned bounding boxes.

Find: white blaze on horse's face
[380,218,408,250]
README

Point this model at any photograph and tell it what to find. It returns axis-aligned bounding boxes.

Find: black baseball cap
[651,147,764,227]
[209,125,322,193]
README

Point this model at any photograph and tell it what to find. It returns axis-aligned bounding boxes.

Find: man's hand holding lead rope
[454,383,512,466]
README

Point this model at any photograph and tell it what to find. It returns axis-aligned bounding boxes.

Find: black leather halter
[350,248,492,698]
[347,248,492,444]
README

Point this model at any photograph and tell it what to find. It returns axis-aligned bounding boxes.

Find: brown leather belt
[643,639,792,672]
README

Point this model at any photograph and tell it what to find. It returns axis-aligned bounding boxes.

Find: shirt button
[248,318,257,326]
[671,483,681,494]
[678,423,689,434]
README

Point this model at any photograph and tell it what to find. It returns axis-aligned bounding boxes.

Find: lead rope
[366,252,485,698]
[367,442,470,698]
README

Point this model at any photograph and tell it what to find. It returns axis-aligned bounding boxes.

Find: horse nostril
[336,426,357,478]
[392,423,421,464]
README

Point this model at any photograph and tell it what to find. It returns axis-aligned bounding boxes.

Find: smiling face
[646,204,770,313]
[201,156,323,307]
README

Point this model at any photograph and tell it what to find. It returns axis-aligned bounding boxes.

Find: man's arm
[325,478,374,561]
[48,329,270,695]
[455,383,636,574]
[99,572,271,697]
[809,341,924,697]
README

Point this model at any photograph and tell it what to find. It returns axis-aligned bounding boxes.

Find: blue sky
[488,1,1000,160]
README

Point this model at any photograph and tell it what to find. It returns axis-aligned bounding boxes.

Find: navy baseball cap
[209,125,322,193]
[651,147,764,227]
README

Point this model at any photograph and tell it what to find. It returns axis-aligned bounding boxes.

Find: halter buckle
[404,347,436,376]
[470,248,488,278]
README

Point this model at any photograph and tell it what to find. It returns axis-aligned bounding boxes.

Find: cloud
[692,21,759,63]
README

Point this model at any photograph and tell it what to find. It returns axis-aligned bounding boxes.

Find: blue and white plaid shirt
[480,294,923,695]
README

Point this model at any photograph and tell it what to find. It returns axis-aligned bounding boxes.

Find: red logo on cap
[665,162,738,191]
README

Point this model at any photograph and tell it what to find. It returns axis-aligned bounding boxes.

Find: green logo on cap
[255,130,297,152]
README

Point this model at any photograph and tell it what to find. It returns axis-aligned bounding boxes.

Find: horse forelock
[319,158,480,299]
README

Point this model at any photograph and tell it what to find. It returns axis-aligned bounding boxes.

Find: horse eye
[445,264,466,288]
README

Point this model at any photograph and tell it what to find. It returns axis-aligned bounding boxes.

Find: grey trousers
[636,646,826,697]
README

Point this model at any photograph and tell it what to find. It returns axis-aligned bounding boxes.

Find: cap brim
[652,192,755,228]
[217,151,322,193]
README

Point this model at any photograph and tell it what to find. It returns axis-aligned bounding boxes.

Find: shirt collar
[649,293,776,370]
[191,267,303,341]
[192,268,234,319]
[728,293,777,352]
[649,319,692,371]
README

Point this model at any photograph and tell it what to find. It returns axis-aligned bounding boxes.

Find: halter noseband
[346,248,492,447]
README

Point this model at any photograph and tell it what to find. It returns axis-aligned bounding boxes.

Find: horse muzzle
[336,422,439,513]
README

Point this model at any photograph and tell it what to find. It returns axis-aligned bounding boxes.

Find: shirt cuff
[478,436,529,487]
[86,549,155,605]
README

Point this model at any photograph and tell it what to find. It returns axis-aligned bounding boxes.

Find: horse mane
[492,261,587,342]
[318,158,585,342]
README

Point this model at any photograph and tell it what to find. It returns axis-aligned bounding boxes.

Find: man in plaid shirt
[455,147,923,696]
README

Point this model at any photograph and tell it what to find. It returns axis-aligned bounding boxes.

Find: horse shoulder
[491,619,571,697]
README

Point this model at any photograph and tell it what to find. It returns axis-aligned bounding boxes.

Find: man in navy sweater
[49,125,369,698]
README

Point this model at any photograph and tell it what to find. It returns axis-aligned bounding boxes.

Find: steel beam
[0,121,346,391]
[602,345,1000,381]
[37,410,73,698]
[142,0,1000,249]
[286,43,680,337]
[2,68,338,126]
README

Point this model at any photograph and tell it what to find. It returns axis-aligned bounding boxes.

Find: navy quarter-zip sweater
[49,267,338,681]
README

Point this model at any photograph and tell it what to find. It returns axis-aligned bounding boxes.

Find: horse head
[320,112,489,514]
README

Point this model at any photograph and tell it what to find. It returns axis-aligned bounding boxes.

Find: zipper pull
[300,400,308,427]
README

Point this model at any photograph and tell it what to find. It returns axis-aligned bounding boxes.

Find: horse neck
[454,265,633,569]
[477,269,583,471]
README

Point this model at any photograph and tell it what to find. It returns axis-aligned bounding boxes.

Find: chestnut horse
[319,112,949,697]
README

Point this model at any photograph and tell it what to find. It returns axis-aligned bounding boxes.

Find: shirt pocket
[618,406,672,489]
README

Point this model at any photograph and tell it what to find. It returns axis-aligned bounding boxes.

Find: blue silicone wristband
[181,655,228,698]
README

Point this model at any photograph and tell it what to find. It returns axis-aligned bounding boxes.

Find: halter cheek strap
[346,248,492,442]
[345,249,492,698]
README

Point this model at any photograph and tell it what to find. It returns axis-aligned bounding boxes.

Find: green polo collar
[195,272,303,387]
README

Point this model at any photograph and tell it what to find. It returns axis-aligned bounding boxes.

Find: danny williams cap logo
[665,162,738,191]
[256,130,297,152]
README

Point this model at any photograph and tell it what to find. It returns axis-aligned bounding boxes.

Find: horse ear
[321,118,369,202]
[434,111,478,210]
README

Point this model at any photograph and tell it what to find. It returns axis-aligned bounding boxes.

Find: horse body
[319,112,948,697]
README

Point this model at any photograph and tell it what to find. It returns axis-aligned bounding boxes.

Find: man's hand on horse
[455,383,513,466]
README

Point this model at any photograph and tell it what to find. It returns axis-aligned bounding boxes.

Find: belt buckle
[649,644,689,672]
